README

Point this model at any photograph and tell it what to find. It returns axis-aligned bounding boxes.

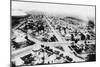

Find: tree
[87,20,95,30]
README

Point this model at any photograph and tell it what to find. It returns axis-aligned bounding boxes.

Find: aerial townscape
[11,1,96,67]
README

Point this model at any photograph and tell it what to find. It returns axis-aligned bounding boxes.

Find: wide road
[44,16,85,62]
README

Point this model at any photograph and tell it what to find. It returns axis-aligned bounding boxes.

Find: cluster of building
[11,14,96,67]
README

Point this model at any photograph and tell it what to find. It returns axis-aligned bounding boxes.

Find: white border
[0,0,99,67]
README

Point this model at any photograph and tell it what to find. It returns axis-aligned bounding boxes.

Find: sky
[12,1,95,21]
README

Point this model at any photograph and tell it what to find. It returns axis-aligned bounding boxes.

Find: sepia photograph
[11,1,96,67]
